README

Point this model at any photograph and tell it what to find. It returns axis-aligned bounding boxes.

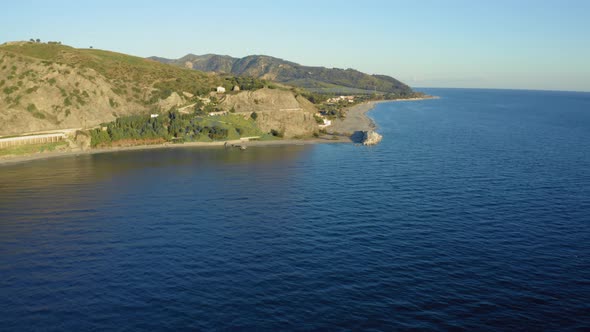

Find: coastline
[0,96,437,166]
[329,96,439,134]
[0,136,350,166]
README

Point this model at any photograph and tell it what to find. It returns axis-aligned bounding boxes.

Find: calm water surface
[1,89,589,330]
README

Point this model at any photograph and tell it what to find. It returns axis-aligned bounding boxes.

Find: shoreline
[0,136,351,166]
[0,96,438,166]
[329,95,439,134]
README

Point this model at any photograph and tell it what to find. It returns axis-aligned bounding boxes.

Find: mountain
[148,54,413,96]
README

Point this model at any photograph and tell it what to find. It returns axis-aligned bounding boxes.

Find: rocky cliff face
[220,88,319,138]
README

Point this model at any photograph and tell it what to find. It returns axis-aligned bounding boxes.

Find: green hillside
[1,42,223,99]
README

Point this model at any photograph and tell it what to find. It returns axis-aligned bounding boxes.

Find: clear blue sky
[2,0,589,91]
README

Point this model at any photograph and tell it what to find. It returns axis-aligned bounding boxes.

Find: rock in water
[362,130,383,145]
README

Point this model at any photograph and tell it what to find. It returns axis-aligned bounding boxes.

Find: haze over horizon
[3,0,589,92]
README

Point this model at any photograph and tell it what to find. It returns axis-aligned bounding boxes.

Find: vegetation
[313,114,325,124]
[0,42,232,105]
[221,76,266,92]
[3,86,19,95]
[26,103,46,119]
[270,129,284,138]
[318,103,346,119]
[0,141,67,156]
[88,111,264,147]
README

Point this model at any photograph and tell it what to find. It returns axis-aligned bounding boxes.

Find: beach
[330,96,439,134]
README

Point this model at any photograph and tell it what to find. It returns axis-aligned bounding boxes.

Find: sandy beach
[0,96,437,166]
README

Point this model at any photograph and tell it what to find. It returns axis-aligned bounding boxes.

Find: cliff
[219,88,319,138]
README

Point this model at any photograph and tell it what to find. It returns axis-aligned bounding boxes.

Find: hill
[0,42,251,135]
[148,54,414,96]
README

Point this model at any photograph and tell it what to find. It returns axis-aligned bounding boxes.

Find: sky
[2,0,589,92]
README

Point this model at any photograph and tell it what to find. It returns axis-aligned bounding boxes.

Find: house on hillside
[319,118,332,128]
[216,86,226,93]
[327,95,355,104]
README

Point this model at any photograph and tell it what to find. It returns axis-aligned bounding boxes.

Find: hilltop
[148,54,413,96]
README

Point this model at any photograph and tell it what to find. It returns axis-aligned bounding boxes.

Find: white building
[150,114,159,118]
[216,86,226,93]
[319,118,332,128]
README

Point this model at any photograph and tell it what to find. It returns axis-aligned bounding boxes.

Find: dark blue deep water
[1,88,589,331]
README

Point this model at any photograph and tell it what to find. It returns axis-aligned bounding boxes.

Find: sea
[1,88,589,331]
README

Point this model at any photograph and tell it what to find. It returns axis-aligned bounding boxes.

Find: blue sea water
[1,88,589,331]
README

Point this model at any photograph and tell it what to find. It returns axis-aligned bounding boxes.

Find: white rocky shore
[361,130,383,145]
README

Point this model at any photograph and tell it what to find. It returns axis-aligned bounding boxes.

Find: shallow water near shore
[1,88,590,330]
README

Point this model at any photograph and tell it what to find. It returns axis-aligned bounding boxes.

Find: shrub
[25,86,39,94]
[251,112,258,120]
[26,104,46,119]
[3,86,18,95]
[270,129,283,137]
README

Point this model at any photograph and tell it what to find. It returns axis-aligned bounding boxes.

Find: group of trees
[89,115,168,146]
[28,39,62,45]
[89,110,256,147]
[221,76,266,92]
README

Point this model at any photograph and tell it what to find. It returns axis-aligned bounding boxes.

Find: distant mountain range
[148,54,413,96]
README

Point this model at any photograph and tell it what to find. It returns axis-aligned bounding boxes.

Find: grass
[0,141,67,156]
[204,114,265,139]
[0,43,223,97]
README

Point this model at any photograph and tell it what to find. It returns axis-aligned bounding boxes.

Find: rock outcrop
[361,130,383,145]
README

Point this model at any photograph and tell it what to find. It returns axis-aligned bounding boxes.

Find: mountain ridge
[148,54,413,96]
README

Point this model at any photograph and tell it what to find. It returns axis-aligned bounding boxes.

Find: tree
[250,112,258,120]
[35,39,40,43]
